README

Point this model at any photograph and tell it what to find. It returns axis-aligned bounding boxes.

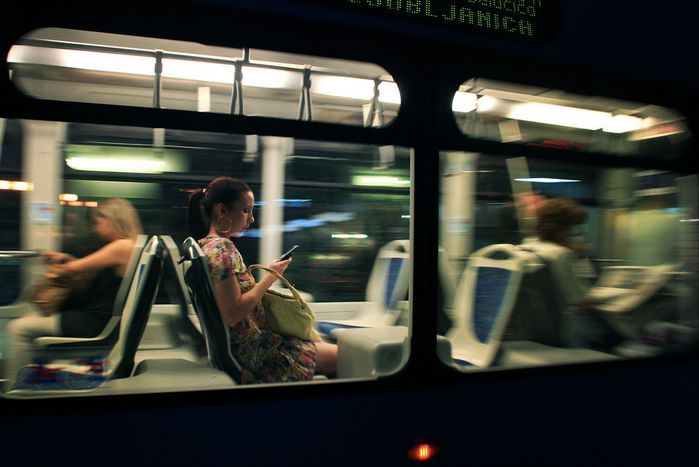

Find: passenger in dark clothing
[5,198,143,385]
[59,267,123,337]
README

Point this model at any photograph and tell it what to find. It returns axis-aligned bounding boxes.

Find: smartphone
[280,245,299,261]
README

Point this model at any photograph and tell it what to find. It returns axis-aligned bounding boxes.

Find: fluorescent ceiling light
[452,92,477,112]
[8,45,155,75]
[312,76,400,104]
[508,103,611,130]
[310,254,350,261]
[60,200,98,207]
[378,81,401,104]
[515,177,580,183]
[66,156,165,173]
[476,95,499,113]
[331,233,368,239]
[7,46,299,88]
[313,76,373,100]
[450,93,499,113]
[0,180,34,191]
[240,66,300,89]
[352,175,410,187]
[10,45,398,99]
[453,91,647,134]
[603,115,643,133]
[59,193,79,202]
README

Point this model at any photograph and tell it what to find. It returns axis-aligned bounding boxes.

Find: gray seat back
[108,235,164,378]
[181,237,243,383]
[96,234,149,342]
[159,235,206,354]
[504,247,568,347]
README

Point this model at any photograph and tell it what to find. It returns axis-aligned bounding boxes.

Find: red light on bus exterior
[408,443,438,462]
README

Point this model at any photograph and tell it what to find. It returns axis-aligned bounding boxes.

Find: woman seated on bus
[187,176,338,383]
[522,198,622,351]
[5,198,143,382]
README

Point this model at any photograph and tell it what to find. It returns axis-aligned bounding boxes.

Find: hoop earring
[216,216,232,235]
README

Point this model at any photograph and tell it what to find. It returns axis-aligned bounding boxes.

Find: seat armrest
[32,316,119,349]
[335,326,409,378]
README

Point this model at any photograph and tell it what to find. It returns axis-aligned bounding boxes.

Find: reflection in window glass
[452,78,692,158]
[0,118,412,398]
[7,28,400,127]
[438,150,698,371]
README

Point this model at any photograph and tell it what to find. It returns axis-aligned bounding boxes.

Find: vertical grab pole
[364,78,383,127]
[298,66,312,121]
[153,50,163,109]
[230,48,249,115]
[229,60,244,115]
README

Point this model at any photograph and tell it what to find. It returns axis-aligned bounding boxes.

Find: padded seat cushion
[12,357,108,391]
[316,321,363,336]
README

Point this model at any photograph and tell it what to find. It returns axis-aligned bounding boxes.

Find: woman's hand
[267,258,291,276]
[42,250,73,265]
[213,257,292,328]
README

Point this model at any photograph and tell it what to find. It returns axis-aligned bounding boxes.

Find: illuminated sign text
[299,1,554,40]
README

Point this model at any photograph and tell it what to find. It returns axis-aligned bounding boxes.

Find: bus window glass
[0,119,25,306]
[452,78,692,159]
[438,150,698,371]
[0,118,412,398]
[7,28,400,128]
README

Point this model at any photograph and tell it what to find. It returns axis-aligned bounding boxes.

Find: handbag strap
[247,264,305,305]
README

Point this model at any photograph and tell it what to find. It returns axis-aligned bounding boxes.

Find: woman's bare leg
[314,341,338,376]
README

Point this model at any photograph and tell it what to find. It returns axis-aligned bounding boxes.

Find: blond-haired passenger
[5,198,143,386]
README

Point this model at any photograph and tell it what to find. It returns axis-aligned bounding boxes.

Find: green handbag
[247,264,322,342]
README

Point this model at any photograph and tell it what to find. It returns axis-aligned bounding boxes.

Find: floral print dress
[198,235,317,384]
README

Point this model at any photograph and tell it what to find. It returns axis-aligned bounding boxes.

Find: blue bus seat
[446,244,527,369]
[316,239,410,339]
[480,244,620,367]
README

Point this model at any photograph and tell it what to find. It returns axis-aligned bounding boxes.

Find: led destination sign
[299,1,556,41]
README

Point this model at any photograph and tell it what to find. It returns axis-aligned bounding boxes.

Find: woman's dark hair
[187,176,251,239]
[536,198,587,244]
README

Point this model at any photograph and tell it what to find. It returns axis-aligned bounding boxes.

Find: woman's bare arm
[214,259,290,327]
[62,238,135,276]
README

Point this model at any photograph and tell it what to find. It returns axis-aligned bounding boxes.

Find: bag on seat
[29,264,94,315]
[247,264,322,342]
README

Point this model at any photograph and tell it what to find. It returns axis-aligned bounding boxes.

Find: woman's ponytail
[187,189,208,239]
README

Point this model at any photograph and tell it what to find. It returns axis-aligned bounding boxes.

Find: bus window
[7,28,400,128]
[0,119,26,306]
[451,78,692,159]
[438,150,698,371]
[0,118,412,398]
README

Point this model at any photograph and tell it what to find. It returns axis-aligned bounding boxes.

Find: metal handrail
[15,38,394,82]
[0,250,41,259]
